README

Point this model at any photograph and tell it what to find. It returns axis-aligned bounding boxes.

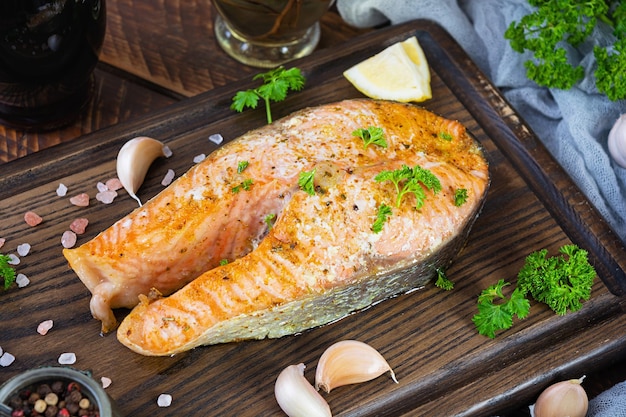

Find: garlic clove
[608,114,626,168]
[116,136,171,207]
[314,340,398,393]
[275,363,332,417]
[534,376,588,417]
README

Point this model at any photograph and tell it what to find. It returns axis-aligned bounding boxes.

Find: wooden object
[1,19,625,417]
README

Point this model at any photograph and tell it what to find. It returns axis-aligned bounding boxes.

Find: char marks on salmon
[63,99,490,355]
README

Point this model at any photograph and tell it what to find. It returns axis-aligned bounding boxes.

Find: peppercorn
[36,385,52,397]
[57,408,70,417]
[50,382,64,395]
[43,405,57,417]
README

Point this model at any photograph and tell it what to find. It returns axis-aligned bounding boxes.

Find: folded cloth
[336,0,626,244]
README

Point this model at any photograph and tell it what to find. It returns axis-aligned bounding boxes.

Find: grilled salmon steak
[63,99,489,355]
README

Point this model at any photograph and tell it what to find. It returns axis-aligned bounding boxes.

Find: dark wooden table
[1,2,626,417]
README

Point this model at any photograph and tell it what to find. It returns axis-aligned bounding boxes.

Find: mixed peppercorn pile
[6,380,99,417]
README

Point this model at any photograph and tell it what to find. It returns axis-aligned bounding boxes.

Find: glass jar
[0,0,106,130]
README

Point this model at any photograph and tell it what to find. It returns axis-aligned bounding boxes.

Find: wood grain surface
[0,1,368,163]
[1,19,626,417]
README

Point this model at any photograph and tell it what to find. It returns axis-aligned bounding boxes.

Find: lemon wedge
[343,36,432,102]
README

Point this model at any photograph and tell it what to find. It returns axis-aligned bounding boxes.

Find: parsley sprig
[231,66,306,123]
[353,127,388,149]
[505,0,626,100]
[1,254,17,290]
[298,169,316,196]
[374,164,442,209]
[473,244,596,338]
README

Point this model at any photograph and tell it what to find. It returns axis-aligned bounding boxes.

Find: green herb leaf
[375,164,441,208]
[231,66,306,123]
[517,245,596,315]
[352,126,388,149]
[435,268,454,290]
[438,132,453,141]
[454,188,468,207]
[219,259,229,266]
[472,280,530,339]
[1,254,16,290]
[371,203,392,233]
[264,213,276,230]
[232,178,253,193]
[298,169,316,196]
[237,160,249,174]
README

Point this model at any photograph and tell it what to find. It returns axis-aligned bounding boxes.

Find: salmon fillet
[64,99,489,355]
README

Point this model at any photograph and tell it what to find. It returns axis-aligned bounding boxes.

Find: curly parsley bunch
[505,0,626,100]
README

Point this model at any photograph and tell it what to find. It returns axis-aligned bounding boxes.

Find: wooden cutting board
[2,20,626,417]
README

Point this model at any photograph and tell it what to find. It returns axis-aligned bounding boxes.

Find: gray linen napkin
[336,0,626,244]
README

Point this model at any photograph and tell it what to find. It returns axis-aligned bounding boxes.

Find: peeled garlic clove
[275,363,332,417]
[608,114,626,168]
[315,340,398,393]
[116,136,170,206]
[534,376,588,417]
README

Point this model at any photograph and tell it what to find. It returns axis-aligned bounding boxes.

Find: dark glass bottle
[0,0,106,130]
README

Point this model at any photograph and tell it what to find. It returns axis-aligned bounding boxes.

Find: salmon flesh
[63,99,489,356]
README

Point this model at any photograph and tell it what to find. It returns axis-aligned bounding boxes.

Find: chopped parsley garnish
[472,244,596,338]
[237,160,249,173]
[219,259,229,266]
[435,268,455,290]
[232,178,253,193]
[298,169,316,196]
[454,188,468,207]
[374,164,441,209]
[353,126,388,149]
[1,254,16,290]
[231,66,306,123]
[264,213,276,230]
[371,204,392,233]
[438,132,453,141]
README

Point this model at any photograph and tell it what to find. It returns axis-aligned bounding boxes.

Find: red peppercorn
[57,408,70,417]
[11,409,25,417]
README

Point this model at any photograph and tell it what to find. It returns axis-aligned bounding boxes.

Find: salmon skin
[64,99,489,355]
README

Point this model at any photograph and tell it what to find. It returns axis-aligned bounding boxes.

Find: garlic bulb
[116,136,171,206]
[274,363,332,417]
[608,114,626,168]
[534,376,588,417]
[314,340,398,393]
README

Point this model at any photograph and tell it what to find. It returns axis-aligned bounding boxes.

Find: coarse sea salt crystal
[7,254,20,265]
[163,145,173,158]
[209,133,223,145]
[0,238,5,249]
[193,154,206,163]
[58,352,76,365]
[0,351,15,367]
[101,377,112,389]
[161,169,175,186]
[56,183,68,197]
[61,231,77,249]
[16,273,30,288]
[105,178,123,191]
[70,193,90,207]
[37,320,54,335]
[157,394,172,407]
[96,182,108,193]
[96,190,117,204]
[17,243,31,257]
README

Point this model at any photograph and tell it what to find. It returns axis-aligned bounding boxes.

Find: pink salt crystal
[96,182,108,193]
[37,320,54,335]
[61,231,77,249]
[24,211,43,226]
[58,352,76,365]
[70,218,89,234]
[16,273,29,288]
[161,169,175,186]
[0,238,5,249]
[96,190,117,204]
[0,351,15,367]
[56,183,68,197]
[69,193,90,207]
[7,254,20,265]
[17,243,31,257]
[105,177,123,191]
[101,377,112,389]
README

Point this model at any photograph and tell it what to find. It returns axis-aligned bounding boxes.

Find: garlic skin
[315,340,398,393]
[534,376,588,417]
[608,114,626,168]
[275,363,332,417]
[116,136,170,206]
